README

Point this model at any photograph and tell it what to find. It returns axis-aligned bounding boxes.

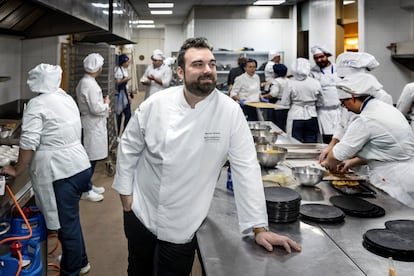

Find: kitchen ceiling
[129,0,303,27]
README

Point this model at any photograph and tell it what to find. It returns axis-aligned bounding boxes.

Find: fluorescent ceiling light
[148,3,174,8]
[137,24,156,28]
[343,0,356,5]
[138,20,155,24]
[92,3,118,8]
[253,0,286,5]
[150,10,173,15]
[103,10,123,15]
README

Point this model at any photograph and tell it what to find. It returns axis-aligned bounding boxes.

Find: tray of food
[330,179,376,197]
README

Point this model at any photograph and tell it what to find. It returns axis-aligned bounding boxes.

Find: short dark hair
[177,37,213,69]
[243,58,257,68]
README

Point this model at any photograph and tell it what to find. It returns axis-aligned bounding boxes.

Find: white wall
[362,0,414,102]
[308,0,336,60]
[0,36,22,105]
[164,24,186,57]
[193,18,296,70]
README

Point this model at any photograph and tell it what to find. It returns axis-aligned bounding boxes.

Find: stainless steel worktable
[197,129,414,276]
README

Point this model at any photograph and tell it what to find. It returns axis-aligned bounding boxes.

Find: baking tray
[330,180,376,197]
[276,143,326,159]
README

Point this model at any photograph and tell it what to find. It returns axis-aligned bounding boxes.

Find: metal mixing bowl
[291,166,324,186]
[252,130,279,144]
[256,144,287,167]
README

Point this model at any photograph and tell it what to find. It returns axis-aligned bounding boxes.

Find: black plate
[329,195,385,218]
[299,204,345,223]
[385,220,414,238]
[330,181,376,197]
[364,229,414,253]
[264,187,302,203]
[362,240,414,262]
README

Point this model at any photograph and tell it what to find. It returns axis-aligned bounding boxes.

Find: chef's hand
[119,194,133,212]
[0,165,16,177]
[255,231,301,253]
[318,145,332,163]
[260,97,269,103]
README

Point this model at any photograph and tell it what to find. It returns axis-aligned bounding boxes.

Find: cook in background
[112,37,301,276]
[76,53,109,202]
[310,45,341,144]
[262,50,281,92]
[262,63,289,132]
[114,54,132,136]
[280,58,321,143]
[140,49,173,100]
[319,52,393,164]
[230,58,268,121]
[397,81,414,131]
[227,55,246,93]
[321,73,414,207]
[0,64,93,275]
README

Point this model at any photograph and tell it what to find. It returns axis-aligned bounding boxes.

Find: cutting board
[244,102,277,108]
[323,171,366,181]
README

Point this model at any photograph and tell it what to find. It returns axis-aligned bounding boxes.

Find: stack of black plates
[299,203,345,223]
[329,195,385,218]
[363,226,414,261]
[264,187,301,223]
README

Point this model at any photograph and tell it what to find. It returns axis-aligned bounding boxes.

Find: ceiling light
[92,3,118,8]
[343,0,356,5]
[137,24,156,28]
[148,3,174,8]
[138,20,155,24]
[253,0,286,5]
[150,10,173,15]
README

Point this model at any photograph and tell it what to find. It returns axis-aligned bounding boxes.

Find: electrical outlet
[0,175,5,195]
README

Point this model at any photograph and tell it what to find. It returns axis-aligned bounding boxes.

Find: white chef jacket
[269,77,288,102]
[20,89,91,229]
[76,74,109,161]
[112,86,268,243]
[263,61,275,91]
[280,77,321,136]
[230,72,261,102]
[114,66,129,90]
[310,65,341,135]
[333,97,414,207]
[397,82,414,131]
[141,63,173,98]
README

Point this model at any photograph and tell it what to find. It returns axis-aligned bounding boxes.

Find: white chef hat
[291,58,310,80]
[151,49,165,60]
[336,52,380,78]
[83,53,104,73]
[268,50,281,60]
[336,72,383,99]
[27,63,62,94]
[311,45,332,57]
[164,57,176,66]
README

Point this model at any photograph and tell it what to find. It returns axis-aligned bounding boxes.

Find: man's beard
[184,74,217,97]
[317,60,329,68]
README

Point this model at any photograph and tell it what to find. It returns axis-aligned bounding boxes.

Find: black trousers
[292,117,319,143]
[123,211,198,276]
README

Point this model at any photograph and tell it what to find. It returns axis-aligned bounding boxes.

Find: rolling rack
[64,42,117,176]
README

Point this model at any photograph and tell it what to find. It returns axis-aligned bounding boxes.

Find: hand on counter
[0,165,16,177]
[255,231,301,253]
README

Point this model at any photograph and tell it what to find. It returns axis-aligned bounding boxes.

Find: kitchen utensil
[264,186,301,223]
[252,130,279,144]
[329,195,385,218]
[299,203,345,223]
[385,220,414,237]
[256,144,287,167]
[330,180,376,197]
[291,166,324,186]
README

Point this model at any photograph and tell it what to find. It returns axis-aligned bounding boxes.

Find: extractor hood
[388,40,414,71]
[0,0,135,45]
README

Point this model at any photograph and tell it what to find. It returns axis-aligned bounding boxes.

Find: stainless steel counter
[197,127,414,276]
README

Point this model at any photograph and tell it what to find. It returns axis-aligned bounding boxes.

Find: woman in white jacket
[1,64,93,275]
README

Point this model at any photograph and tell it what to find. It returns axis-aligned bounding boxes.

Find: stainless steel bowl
[291,166,324,186]
[256,144,287,167]
[252,130,279,144]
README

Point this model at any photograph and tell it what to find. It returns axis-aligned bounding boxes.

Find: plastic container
[8,206,47,276]
[0,239,43,276]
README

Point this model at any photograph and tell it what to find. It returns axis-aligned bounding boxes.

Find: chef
[321,73,414,207]
[0,64,93,274]
[280,58,321,142]
[310,45,341,144]
[397,81,414,131]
